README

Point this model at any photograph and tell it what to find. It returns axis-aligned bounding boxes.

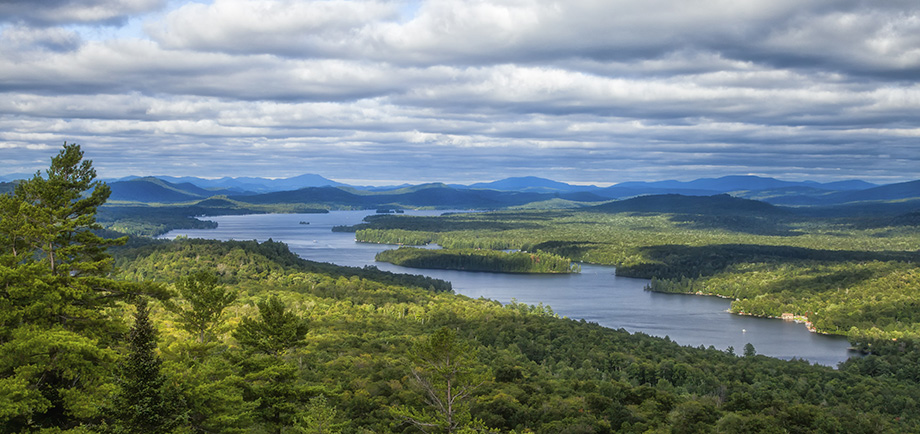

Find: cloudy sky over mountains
[1,0,919,185]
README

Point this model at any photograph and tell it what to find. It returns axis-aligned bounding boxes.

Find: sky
[1,0,919,186]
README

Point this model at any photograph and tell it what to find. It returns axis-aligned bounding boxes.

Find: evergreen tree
[233,298,310,433]
[294,395,344,434]
[233,296,309,355]
[393,327,487,434]
[0,143,129,336]
[744,343,757,358]
[109,298,185,433]
[0,143,138,430]
[168,270,237,343]
[1,142,116,277]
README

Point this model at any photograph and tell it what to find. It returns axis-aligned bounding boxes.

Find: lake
[160,210,854,366]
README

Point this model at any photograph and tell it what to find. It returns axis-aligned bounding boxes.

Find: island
[375,246,580,274]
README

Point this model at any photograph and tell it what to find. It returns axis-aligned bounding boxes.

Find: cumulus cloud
[148,0,920,76]
[0,0,919,184]
[0,0,166,26]
[0,25,83,53]
[148,0,399,56]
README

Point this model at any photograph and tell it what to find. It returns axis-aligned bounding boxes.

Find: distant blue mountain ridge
[465,176,598,193]
[606,175,876,192]
[109,173,347,193]
[8,171,917,207]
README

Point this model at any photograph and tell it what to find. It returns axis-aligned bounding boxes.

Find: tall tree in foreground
[0,143,135,430]
[109,298,185,433]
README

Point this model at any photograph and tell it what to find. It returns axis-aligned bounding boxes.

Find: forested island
[375,247,580,274]
[3,144,920,433]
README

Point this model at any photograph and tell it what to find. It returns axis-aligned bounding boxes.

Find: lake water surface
[161,210,854,367]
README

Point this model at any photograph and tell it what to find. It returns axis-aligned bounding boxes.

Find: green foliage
[351,208,920,342]
[0,143,139,430]
[163,351,255,433]
[237,354,309,432]
[0,325,117,431]
[233,296,309,355]
[743,343,757,358]
[392,327,487,434]
[109,298,186,433]
[1,143,121,277]
[376,247,580,274]
[294,395,345,434]
[0,143,131,337]
[104,236,920,433]
[115,237,452,292]
[8,156,920,434]
[168,271,238,343]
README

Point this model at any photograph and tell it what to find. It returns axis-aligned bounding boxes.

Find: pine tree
[233,297,310,432]
[294,395,344,434]
[393,327,487,434]
[6,142,119,278]
[744,343,757,358]
[233,296,308,355]
[110,298,185,433]
[168,270,237,343]
[0,143,136,430]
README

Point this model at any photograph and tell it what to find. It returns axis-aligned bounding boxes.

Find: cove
[160,210,854,367]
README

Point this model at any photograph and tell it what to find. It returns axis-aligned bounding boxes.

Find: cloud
[148,0,920,77]
[148,0,400,56]
[0,0,167,26]
[0,25,83,52]
[1,0,919,184]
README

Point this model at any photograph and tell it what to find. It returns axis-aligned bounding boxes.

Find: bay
[161,210,854,367]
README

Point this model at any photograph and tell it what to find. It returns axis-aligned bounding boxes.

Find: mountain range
[5,170,919,210]
[107,173,347,194]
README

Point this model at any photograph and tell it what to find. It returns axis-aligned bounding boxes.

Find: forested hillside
[4,144,920,433]
[108,238,920,433]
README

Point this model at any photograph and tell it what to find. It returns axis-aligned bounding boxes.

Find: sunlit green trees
[376,247,580,274]
[294,395,343,434]
[168,271,237,343]
[233,296,309,355]
[0,143,131,430]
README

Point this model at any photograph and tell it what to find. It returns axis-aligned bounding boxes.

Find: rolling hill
[466,176,596,193]
[92,173,920,213]
[591,193,788,216]
[108,177,237,203]
[230,184,608,209]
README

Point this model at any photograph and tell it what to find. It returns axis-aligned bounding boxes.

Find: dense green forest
[4,144,920,433]
[375,247,580,274]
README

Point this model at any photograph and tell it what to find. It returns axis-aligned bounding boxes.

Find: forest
[374,247,580,274]
[3,144,920,433]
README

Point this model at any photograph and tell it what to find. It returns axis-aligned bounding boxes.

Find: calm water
[161,210,854,366]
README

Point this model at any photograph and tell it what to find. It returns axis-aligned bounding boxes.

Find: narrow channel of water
[160,210,854,366]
